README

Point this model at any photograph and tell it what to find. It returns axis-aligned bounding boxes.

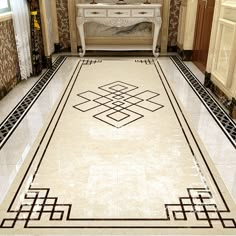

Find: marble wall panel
[168,0,181,46]
[55,0,180,48]
[56,0,71,50]
[85,22,152,38]
[0,19,20,100]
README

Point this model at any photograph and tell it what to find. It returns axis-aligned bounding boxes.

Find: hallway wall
[56,0,70,50]
[55,0,181,50]
[168,0,181,47]
[0,19,20,100]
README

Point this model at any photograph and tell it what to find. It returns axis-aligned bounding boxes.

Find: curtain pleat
[10,0,32,80]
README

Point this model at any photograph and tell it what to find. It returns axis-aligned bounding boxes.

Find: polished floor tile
[0,56,80,202]
[158,58,236,201]
[0,58,235,235]
[0,56,235,236]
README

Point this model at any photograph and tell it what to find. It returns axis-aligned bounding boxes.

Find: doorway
[192,0,215,73]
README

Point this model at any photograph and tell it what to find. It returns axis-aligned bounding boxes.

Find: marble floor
[0,55,235,235]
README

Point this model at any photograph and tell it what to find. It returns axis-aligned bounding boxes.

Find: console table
[76,3,162,57]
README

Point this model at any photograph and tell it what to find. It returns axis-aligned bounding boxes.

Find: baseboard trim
[204,72,236,119]
[54,43,61,53]
[167,45,177,52]
[177,46,192,61]
[42,55,53,69]
[204,71,212,88]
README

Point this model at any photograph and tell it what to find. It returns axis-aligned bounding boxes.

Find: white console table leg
[152,22,161,57]
[78,22,86,57]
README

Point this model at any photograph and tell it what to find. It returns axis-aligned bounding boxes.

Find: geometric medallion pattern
[1,187,235,228]
[73,81,164,128]
[170,55,236,149]
[0,56,67,150]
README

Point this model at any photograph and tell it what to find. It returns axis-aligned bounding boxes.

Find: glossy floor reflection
[0,56,235,235]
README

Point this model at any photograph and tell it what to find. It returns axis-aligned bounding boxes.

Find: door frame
[192,0,216,73]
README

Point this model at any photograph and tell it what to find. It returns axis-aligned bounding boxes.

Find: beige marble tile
[0,59,235,235]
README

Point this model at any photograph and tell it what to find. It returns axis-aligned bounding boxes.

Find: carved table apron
[76,3,162,57]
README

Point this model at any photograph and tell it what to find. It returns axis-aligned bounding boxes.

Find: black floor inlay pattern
[73,81,164,128]
[0,56,67,150]
[1,186,235,228]
[170,55,236,149]
[1,61,235,229]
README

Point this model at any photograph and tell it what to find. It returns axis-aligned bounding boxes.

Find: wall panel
[0,19,20,100]
[56,0,70,50]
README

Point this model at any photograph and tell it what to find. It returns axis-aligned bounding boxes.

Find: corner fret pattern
[165,188,236,228]
[1,187,71,228]
[1,187,235,228]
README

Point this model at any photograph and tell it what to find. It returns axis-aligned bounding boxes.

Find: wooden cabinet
[211,2,236,98]
[192,0,215,72]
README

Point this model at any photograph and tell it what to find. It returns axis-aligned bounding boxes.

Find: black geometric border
[1,186,235,228]
[170,55,236,149]
[0,59,235,229]
[0,56,67,150]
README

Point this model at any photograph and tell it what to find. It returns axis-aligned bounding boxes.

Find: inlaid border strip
[0,56,67,150]
[170,55,236,149]
[1,59,235,230]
